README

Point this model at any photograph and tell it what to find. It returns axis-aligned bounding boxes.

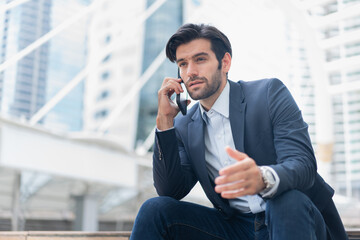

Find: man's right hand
[156,77,185,130]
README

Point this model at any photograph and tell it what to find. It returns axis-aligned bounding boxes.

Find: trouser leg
[130,196,259,240]
[265,190,327,240]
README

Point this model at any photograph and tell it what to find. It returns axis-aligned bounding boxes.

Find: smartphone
[176,69,187,115]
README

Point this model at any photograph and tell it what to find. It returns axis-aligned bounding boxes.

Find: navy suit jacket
[153,78,347,240]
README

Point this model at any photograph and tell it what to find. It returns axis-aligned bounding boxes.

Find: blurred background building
[84,0,144,151]
[0,0,89,131]
[0,0,359,232]
[44,0,90,131]
[0,0,52,122]
[136,0,182,147]
[306,0,360,199]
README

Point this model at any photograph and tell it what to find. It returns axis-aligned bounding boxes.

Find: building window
[94,109,109,119]
[97,90,110,101]
[347,70,360,82]
[104,34,111,44]
[329,72,341,85]
[345,42,360,57]
[101,71,110,81]
[325,47,340,62]
[102,54,112,63]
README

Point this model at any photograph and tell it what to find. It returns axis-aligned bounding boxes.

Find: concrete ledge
[1,230,359,239]
[348,229,360,240]
[0,232,131,240]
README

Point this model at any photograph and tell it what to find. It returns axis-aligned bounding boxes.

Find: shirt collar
[200,81,230,122]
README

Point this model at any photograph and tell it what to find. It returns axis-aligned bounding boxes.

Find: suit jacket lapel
[229,80,246,153]
[188,81,247,172]
[188,107,208,179]
[187,105,228,206]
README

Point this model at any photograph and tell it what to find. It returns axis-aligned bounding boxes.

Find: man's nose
[187,62,198,79]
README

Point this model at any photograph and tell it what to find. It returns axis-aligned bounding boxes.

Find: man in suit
[130,23,348,240]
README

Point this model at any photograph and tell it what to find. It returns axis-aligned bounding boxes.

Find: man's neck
[200,79,227,111]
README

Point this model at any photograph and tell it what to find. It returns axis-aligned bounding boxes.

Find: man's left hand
[214,146,265,199]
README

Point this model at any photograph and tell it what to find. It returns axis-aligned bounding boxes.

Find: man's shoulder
[230,78,286,98]
[232,78,284,88]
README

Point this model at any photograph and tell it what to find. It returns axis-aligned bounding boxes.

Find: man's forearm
[153,130,197,199]
[156,115,174,131]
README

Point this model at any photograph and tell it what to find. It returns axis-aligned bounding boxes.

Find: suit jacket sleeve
[153,128,198,200]
[266,78,317,198]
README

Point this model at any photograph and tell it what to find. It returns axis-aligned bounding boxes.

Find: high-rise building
[0,0,90,131]
[0,0,51,121]
[84,0,146,151]
[136,0,183,146]
[84,0,183,151]
[43,0,91,131]
[304,0,360,198]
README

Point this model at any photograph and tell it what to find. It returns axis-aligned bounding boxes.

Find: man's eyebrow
[176,58,184,63]
[176,52,209,63]
[193,52,209,58]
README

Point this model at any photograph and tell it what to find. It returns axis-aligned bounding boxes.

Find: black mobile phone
[176,69,187,115]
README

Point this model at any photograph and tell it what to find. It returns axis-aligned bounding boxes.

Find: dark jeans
[130,190,327,240]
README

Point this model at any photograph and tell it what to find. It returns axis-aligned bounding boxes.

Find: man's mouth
[188,80,204,88]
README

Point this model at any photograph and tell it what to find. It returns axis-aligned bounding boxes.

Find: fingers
[215,147,262,199]
[216,168,248,184]
[219,149,250,176]
[215,160,257,188]
[214,171,258,198]
[215,181,250,199]
[225,146,248,162]
[215,168,263,199]
[159,77,183,96]
[156,77,185,129]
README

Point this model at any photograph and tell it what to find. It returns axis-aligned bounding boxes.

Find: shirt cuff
[156,127,175,132]
[259,166,280,198]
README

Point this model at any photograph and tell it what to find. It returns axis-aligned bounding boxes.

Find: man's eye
[196,57,205,62]
[179,62,186,67]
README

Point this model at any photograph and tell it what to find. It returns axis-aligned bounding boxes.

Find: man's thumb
[225,146,248,161]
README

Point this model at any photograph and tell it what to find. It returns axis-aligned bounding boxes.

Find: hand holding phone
[176,69,187,115]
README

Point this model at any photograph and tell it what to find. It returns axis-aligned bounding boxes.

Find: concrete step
[0,230,359,239]
[348,229,360,240]
[0,232,131,240]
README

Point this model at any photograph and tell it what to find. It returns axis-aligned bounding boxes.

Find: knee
[132,196,180,237]
[137,196,178,220]
[266,190,311,217]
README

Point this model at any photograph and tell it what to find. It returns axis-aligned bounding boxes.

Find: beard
[185,68,222,100]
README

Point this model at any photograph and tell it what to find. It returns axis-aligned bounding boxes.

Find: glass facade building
[135,0,183,145]
[0,0,51,121]
[0,0,90,131]
[44,0,91,131]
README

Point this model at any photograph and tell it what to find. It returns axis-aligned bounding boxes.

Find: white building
[303,0,360,198]
[84,0,145,151]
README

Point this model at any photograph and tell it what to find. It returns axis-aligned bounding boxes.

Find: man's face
[176,39,226,101]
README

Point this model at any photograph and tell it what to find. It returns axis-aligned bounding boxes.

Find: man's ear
[222,52,231,74]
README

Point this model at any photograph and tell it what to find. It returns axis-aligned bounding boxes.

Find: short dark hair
[165,23,232,67]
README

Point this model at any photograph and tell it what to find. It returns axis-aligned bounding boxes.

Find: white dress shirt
[199,81,279,213]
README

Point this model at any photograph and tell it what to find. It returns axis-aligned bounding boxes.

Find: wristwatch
[259,166,276,192]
